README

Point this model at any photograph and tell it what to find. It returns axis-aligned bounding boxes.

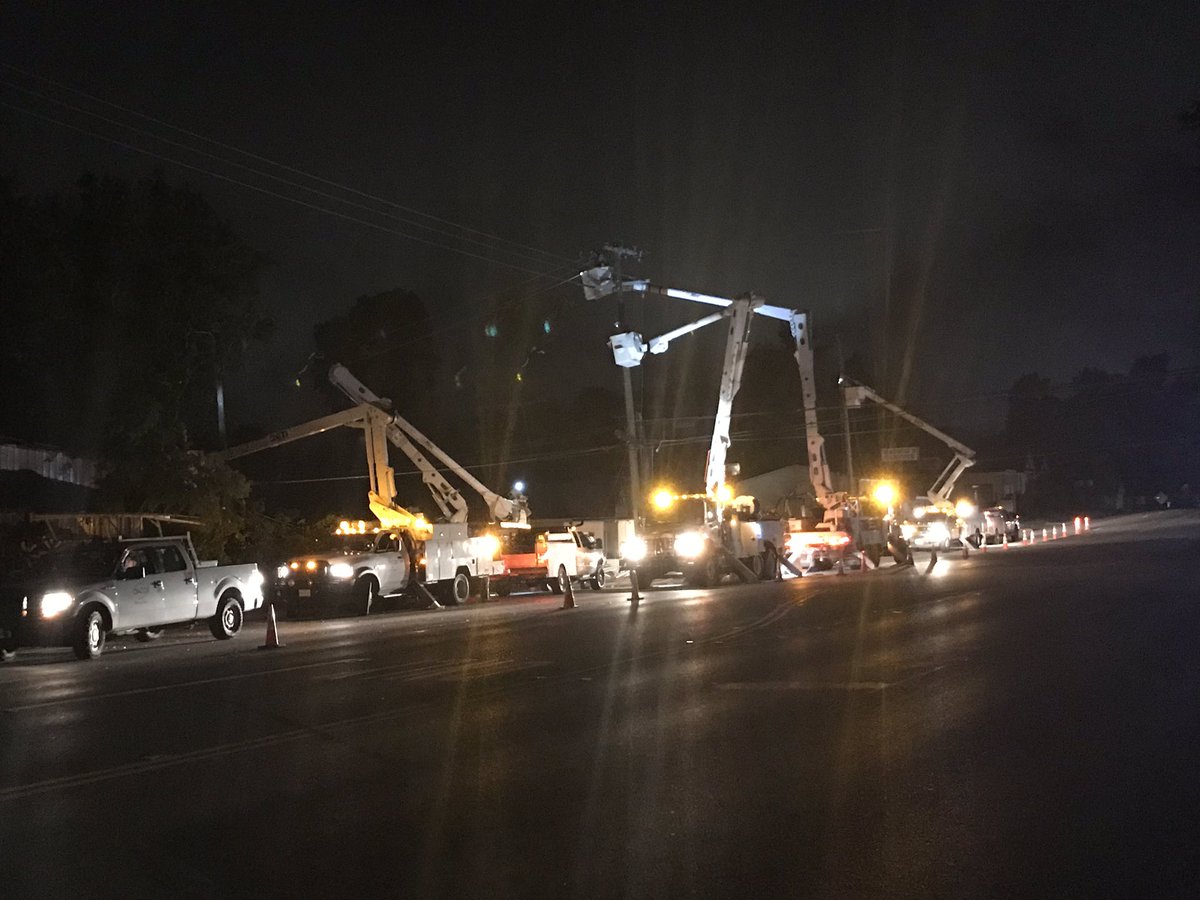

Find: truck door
[113,547,162,629]
[372,532,409,595]
[154,544,199,622]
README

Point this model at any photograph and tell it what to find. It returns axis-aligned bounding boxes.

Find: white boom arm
[704,295,759,500]
[328,365,526,524]
[583,263,848,517]
[842,380,976,504]
[215,403,419,530]
[589,271,763,510]
[786,311,841,513]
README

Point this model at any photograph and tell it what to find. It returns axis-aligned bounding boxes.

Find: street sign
[882,446,920,462]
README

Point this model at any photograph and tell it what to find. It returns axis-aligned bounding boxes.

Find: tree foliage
[0,172,272,558]
[0,172,271,452]
[999,356,1200,514]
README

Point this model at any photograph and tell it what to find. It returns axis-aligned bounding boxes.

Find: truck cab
[538,526,606,593]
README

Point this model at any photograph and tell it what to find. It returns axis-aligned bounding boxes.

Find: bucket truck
[841,378,980,550]
[582,263,896,577]
[217,365,528,613]
[581,269,786,586]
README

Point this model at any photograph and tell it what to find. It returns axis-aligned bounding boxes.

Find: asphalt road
[2,511,1197,899]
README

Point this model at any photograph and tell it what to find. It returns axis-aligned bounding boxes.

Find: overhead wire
[0,62,574,267]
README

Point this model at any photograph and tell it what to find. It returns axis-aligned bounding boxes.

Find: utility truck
[581,264,893,581]
[218,364,527,612]
[842,379,979,552]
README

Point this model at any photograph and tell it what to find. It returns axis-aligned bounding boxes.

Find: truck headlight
[620,537,647,562]
[674,532,706,559]
[275,565,290,580]
[927,522,950,541]
[900,524,917,541]
[327,562,355,579]
[41,591,74,617]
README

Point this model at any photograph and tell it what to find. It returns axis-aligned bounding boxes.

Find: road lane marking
[699,592,818,645]
[716,681,891,691]
[714,664,950,694]
[0,657,547,803]
[2,657,371,712]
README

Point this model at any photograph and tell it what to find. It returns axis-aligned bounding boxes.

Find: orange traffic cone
[259,602,284,649]
[561,575,576,610]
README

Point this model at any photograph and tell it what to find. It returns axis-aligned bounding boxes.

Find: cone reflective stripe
[259,602,283,649]
[1074,516,1082,535]
[1084,516,1090,531]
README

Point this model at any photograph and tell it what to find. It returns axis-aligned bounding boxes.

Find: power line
[0,98,566,278]
[0,62,575,267]
[0,77,569,271]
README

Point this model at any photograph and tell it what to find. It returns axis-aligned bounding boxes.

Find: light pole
[186,330,226,448]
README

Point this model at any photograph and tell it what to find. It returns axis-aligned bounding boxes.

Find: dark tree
[0,172,272,557]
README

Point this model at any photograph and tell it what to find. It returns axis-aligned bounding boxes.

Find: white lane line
[0,726,323,801]
[715,681,891,691]
[374,659,549,682]
[0,668,518,803]
[714,664,950,694]
[2,657,371,712]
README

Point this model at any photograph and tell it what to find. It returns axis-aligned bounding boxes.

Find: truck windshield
[327,534,381,553]
[647,498,707,529]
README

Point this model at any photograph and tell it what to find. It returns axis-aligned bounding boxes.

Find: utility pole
[605,243,645,522]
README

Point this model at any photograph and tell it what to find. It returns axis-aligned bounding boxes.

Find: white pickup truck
[539,527,608,593]
[0,536,264,660]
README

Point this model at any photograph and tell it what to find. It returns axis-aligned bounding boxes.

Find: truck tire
[73,608,107,660]
[688,556,719,588]
[590,566,606,591]
[444,571,470,606]
[208,594,244,640]
[469,574,490,601]
[354,576,379,616]
[888,537,912,566]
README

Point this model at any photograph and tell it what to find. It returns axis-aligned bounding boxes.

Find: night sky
[3,1,1198,442]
